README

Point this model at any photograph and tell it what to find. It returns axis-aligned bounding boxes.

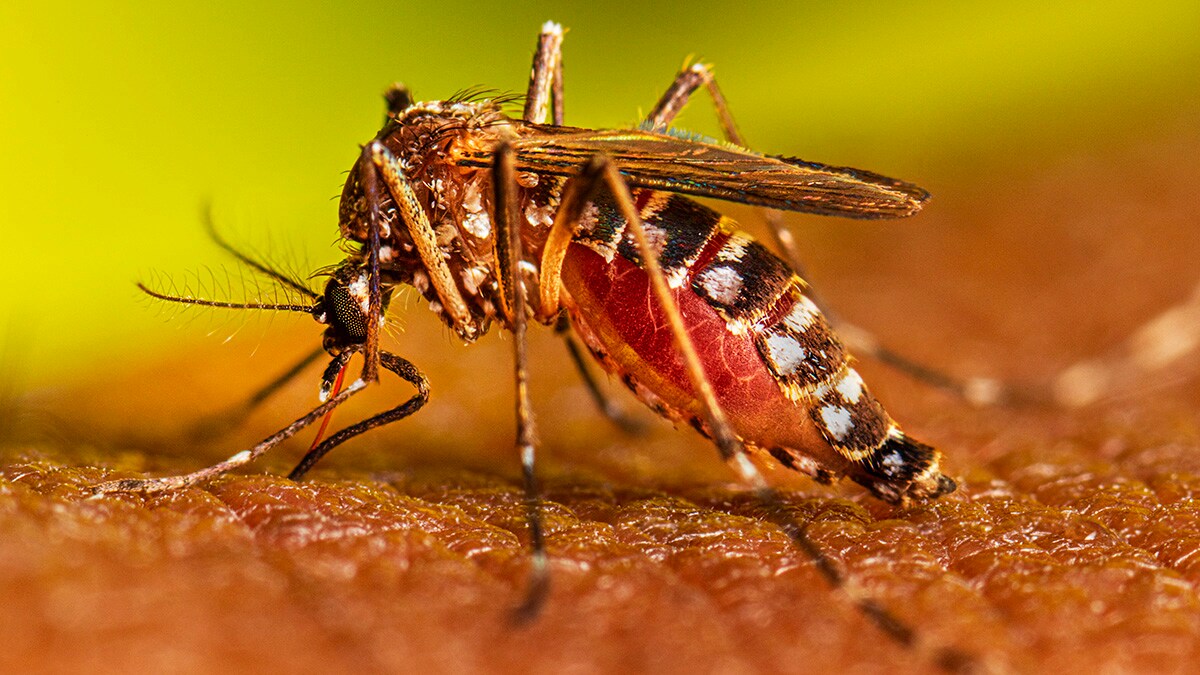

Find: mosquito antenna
[137,282,314,313]
[200,203,320,300]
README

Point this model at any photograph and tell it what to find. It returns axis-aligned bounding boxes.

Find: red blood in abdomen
[561,243,838,466]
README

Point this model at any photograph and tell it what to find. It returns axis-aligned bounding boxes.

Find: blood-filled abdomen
[558,190,955,504]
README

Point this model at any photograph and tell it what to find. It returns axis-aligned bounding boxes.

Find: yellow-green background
[2,1,1198,385]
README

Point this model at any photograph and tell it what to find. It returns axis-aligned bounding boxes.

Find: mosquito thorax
[337,99,509,246]
[335,97,517,342]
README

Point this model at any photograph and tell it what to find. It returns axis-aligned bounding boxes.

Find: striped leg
[523,21,565,125]
[521,22,647,427]
[648,64,1200,409]
[287,350,430,480]
[368,142,475,340]
[492,142,550,622]
[94,347,429,493]
[645,63,1006,407]
[358,143,387,382]
[93,356,371,494]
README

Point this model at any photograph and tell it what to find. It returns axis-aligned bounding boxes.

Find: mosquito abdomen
[560,188,953,503]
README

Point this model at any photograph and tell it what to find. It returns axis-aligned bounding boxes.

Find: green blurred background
[1,0,1198,386]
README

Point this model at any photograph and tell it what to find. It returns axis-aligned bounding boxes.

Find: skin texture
[2,127,1199,674]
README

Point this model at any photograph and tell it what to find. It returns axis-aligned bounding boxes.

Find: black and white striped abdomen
[574,188,899,460]
[567,186,953,502]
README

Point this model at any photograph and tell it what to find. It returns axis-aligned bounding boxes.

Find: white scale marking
[639,192,670,220]
[783,296,821,333]
[666,267,690,290]
[525,202,555,228]
[632,223,670,260]
[836,369,865,403]
[880,450,903,476]
[456,179,490,237]
[460,266,489,295]
[411,270,429,293]
[462,182,483,211]
[697,266,743,305]
[764,333,808,374]
[347,273,371,316]
[819,405,854,442]
[716,234,752,262]
[463,211,491,239]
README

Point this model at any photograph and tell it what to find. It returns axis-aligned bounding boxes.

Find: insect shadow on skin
[91,20,1200,674]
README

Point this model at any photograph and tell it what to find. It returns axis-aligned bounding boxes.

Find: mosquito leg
[646,63,739,140]
[492,142,550,622]
[646,63,863,300]
[593,157,752,473]
[368,142,474,339]
[645,63,1007,406]
[93,358,370,494]
[554,315,646,435]
[356,143,388,382]
[1054,279,1200,407]
[287,350,430,480]
[523,21,564,125]
[545,154,755,472]
[550,36,564,126]
[535,160,644,435]
[645,63,810,280]
[189,345,326,440]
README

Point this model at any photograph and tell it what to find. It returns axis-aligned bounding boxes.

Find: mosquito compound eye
[327,283,368,339]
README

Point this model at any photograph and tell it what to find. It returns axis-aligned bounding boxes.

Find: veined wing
[455,126,929,219]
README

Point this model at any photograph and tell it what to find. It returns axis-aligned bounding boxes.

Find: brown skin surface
[3,125,1200,674]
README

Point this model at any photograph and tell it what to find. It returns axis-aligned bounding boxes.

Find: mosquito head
[312,262,393,353]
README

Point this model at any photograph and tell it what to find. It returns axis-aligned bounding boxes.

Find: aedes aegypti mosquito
[99,21,1015,669]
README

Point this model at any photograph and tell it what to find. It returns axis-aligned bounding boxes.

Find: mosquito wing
[456,126,929,219]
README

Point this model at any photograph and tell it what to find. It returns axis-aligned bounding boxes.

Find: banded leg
[537,163,645,436]
[93,356,372,494]
[367,142,475,340]
[542,153,972,670]
[288,350,430,480]
[536,155,754,472]
[652,64,1200,409]
[523,21,565,125]
[492,142,550,621]
[645,64,1005,407]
